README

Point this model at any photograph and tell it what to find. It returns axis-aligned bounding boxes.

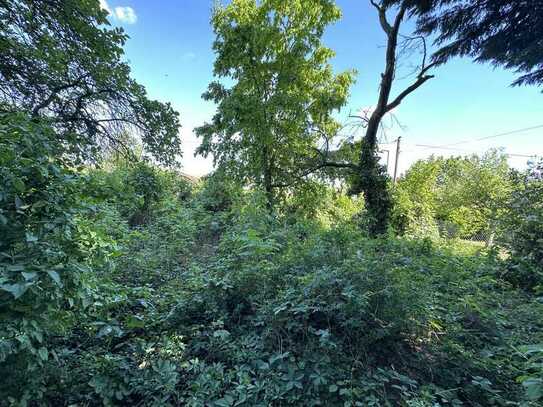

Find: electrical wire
[419,124,543,149]
[411,144,537,158]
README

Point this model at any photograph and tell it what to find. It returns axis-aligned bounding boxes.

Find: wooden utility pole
[393,136,401,183]
[381,149,390,172]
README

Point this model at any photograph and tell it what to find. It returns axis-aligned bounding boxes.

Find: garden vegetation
[1,0,542,406]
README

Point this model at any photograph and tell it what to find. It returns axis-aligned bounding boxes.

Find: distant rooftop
[178,171,200,183]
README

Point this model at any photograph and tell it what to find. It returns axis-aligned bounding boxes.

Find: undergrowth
[1,156,542,406]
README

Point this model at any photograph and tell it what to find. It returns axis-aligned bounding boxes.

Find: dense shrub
[391,159,440,238]
[393,152,511,241]
[154,199,542,406]
[194,170,242,213]
[2,130,542,405]
[114,200,198,287]
[0,112,110,401]
[283,181,363,229]
[498,161,543,291]
[125,162,163,226]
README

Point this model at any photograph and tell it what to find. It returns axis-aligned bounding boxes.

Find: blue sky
[103,0,543,176]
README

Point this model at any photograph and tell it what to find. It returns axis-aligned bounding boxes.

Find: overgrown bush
[498,161,543,291]
[0,112,109,401]
[194,170,242,213]
[2,120,541,405]
[391,159,439,238]
[393,152,511,241]
[283,181,362,229]
[125,162,163,226]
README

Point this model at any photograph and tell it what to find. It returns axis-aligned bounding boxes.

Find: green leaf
[97,325,113,338]
[215,396,234,407]
[329,384,338,393]
[125,315,145,329]
[12,178,25,193]
[1,282,31,299]
[22,271,37,281]
[38,347,48,361]
[256,360,269,370]
[33,329,44,343]
[14,196,23,209]
[523,378,543,401]
[46,270,62,287]
[82,296,92,309]
[213,329,231,340]
[518,344,543,355]
[25,232,38,242]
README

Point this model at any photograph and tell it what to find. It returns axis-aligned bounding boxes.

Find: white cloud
[114,6,137,24]
[99,0,137,25]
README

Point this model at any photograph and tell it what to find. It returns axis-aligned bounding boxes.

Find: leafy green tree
[393,151,512,240]
[498,159,543,289]
[391,158,440,237]
[436,151,511,239]
[0,112,96,400]
[195,0,354,210]
[317,1,436,236]
[384,0,543,87]
[0,0,181,164]
[126,162,163,226]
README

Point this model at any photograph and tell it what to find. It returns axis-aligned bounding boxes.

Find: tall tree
[392,151,512,241]
[384,0,543,87]
[0,0,181,164]
[317,0,436,236]
[195,0,354,210]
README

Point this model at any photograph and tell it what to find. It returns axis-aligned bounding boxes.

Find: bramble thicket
[1,0,542,406]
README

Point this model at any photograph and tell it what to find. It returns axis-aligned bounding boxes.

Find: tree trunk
[357,144,391,236]
[354,2,405,236]
[263,145,274,212]
[321,1,435,236]
[264,167,274,212]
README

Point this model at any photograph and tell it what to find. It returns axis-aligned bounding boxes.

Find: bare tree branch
[392,2,407,35]
[31,74,89,116]
[384,33,438,113]
[370,0,393,35]
[385,73,434,113]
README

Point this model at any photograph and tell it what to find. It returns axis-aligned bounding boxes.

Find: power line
[425,124,543,149]
[413,144,537,158]
[344,124,543,159]
[354,123,543,152]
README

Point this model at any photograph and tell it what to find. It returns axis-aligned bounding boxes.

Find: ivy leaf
[22,271,37,281]
[46,270,62,287]
[38,347,49,361]
[14,196,23,210]
[1,282,31,299]
[25,232,38,242]
[523,378,543,401]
